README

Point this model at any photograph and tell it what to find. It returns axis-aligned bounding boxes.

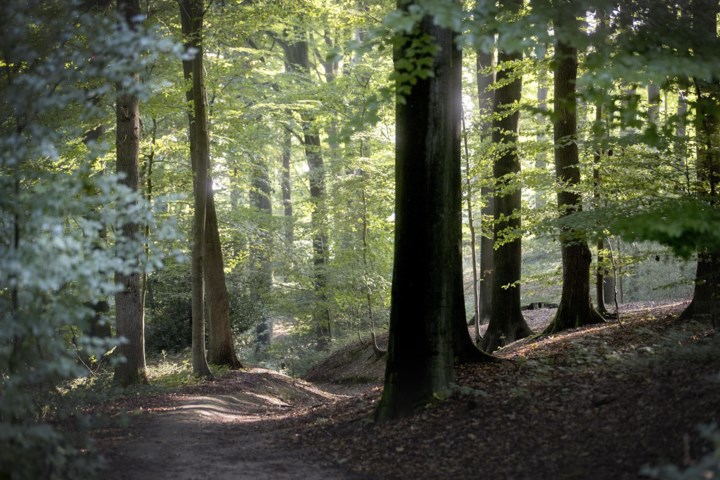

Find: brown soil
[95,301,720,479]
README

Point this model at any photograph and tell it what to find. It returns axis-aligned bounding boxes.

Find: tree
[114,0,148,386]
[205,181,243,368]
[544,5,604,334]
[681,0,720,327]
[280,33,333,350]
[377,3,465,421]
[180,0,213,377]
[0,0,175,475]
[476,43,495,331]
[480,0,532,353]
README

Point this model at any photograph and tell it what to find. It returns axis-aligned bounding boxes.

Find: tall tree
[180,0,212,377]
[280,35,332,350]
[114,0,147,386]
[480,0,532,353]
[377,3,471,421]
[592,8,611,317]
[544,6,604,334]
[535,43,549,210]
[476,44,495,332]
[682,0,720,327]
[205,179,243,368]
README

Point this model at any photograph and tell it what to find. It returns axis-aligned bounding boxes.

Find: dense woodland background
[1,0,719,478]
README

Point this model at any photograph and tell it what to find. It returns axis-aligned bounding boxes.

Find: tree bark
[476,46,495,331]
[682,0,720,328]
[593,99,610,317]
[480,0,532,353]
[535,44,549,210]
[113,0,147,387]
[180,0,212,377]
[545,9,604,335]
[205,180,242,368]
[376,6,487,421]
[281,127,293,243]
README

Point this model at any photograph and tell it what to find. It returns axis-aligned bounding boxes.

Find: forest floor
[94,300,720,479]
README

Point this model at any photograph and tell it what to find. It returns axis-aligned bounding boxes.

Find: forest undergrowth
[90,300,720,480]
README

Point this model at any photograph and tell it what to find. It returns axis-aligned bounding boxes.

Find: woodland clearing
[94,300,720,480]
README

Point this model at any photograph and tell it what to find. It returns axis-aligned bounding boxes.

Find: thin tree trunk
[114,0,147,386]
[250,155,274,351]
[480,0,532,353]
[648,83,661,125]
[281,36,332,350]
[593,101,609,316]
[180,0,212,377]
[476,45,495,334]
[545,10,604,334]
[281,127,293,243]
[535,44,549,210]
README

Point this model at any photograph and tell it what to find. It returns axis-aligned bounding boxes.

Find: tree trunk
[648,83,661,125]
[281,36,332,350]
[535,44,549,210]
[376,11,461,421]
[281,127,293,243]
[113,0,147,387]
[480,0,532,353]
[545,10,604,335]
[476,46,495,331]
[180,0,212,377]
[683,0,720,327]
[593,99,610,316]
[205,180,242,368]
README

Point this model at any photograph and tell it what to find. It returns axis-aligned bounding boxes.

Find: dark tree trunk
[545,10,604,335]
[480,0,532,353]
[376,6,486,422]
[205,181,242,368]
[593,99,609,317]
[180,0,212,377]
[303,123,332,350]
[281,36,332,350]
[476,46,495,330]
[683,0,720,327]
[648,83,661,125]
[113,0,147,387]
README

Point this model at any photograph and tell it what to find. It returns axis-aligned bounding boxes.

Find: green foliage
[0,1,182,477]
[613,199,720,259]
[146,262,192,353]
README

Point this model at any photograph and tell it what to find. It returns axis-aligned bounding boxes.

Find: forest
[1,0,719,478]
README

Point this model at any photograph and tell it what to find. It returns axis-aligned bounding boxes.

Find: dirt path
[100,369,356,480]
[97,302,719,479]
